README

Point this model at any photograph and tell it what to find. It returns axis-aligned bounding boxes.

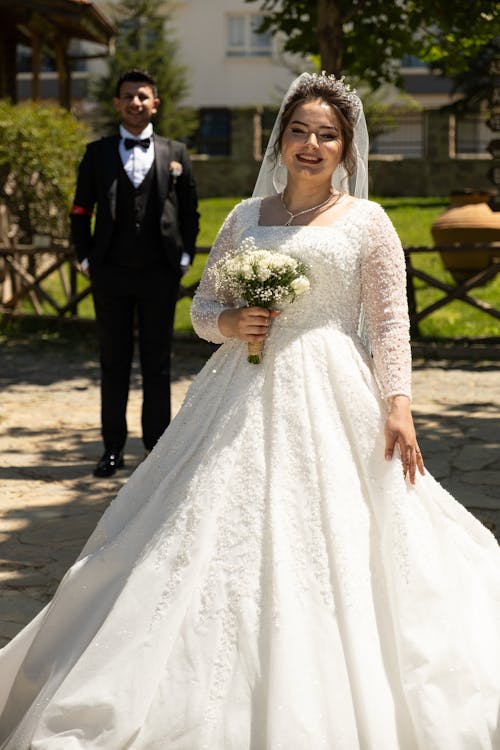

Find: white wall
[88,0,308,108]
[172,0,308,108]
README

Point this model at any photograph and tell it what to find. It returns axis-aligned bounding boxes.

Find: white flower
[212,238,310,311]
[291,276,310,296]
[211,239,311,365]
[170,161,183,178]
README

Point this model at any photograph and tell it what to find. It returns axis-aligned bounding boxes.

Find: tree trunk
[0,14,18,102]
[317,0,344,75]
[31,32,41,103]
[54,35,71,110]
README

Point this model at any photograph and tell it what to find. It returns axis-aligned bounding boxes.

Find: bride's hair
[273,74,358,180]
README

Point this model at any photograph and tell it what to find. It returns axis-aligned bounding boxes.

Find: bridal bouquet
[212,237,310,363]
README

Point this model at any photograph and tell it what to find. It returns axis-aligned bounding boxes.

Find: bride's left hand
[384,395,425,485]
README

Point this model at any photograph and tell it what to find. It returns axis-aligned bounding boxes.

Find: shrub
[0,100,90,242]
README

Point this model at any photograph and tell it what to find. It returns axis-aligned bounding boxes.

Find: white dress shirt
[80,125,190,272]
[119,124,155,188]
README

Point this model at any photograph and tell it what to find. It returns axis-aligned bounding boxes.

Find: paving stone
[18,517,100,546]
[0,590,44,623]
[446,481,500,509]
[0,620,26,647]
[459,470,500,488]
[453,444,500,471]
[420,456,451,480]
[465,423,500,443]
[0,544,53,566]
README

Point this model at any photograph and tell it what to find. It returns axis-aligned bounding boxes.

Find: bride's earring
[273,152,287,193]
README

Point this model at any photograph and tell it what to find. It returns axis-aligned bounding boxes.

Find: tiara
[287,71,361,125]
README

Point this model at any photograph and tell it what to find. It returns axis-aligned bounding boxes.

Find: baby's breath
[212,237,310,309]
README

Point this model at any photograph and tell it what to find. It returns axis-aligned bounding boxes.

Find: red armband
[70,204,93,216]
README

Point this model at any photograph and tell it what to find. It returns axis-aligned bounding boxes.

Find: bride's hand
[384,395,425,485]
[218,306,280,342]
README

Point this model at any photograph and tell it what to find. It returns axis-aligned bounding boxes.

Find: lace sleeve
[190,204,242,344]
[361,203,412,401]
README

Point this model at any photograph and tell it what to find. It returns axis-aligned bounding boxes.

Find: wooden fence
[404,244,500,338]
[0,242,211,318]
[1,241,499,339]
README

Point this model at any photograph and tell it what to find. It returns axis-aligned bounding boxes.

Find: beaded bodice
[191,197,411,400]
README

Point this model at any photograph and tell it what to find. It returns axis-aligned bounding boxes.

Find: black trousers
[90,262,179,452]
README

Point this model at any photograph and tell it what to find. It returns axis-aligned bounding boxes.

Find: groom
[70,69,199,477]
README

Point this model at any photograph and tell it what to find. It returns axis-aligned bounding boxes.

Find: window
[195,108,231,156]
[16,44,56,73]
[455,113,490,155]
[259,108,278,157]
[226,14,272,57]
[401,54,428,70]
[370,113,424,158]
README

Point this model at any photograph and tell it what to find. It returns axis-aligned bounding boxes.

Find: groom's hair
[115,69,158,98]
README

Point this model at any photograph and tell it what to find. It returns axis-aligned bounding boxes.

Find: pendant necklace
[280,190,342,226]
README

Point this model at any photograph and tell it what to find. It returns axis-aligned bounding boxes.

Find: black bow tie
[123,137,151,150]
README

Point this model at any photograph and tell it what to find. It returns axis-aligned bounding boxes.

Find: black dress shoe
[93,448,124,478]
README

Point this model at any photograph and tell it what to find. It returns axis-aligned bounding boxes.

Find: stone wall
[191,108,493,199]
[368,157,490,197]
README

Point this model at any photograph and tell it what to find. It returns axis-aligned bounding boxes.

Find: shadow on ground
[413,401,499,539]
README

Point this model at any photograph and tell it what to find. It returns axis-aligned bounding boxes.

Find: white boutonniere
[170,161,183,183]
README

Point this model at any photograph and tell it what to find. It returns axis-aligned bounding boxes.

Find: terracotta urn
[431,189,500,283]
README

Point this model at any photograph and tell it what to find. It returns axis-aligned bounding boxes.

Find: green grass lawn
[380,197,500,339]
[10,195,500,340]
[173,196,245,333]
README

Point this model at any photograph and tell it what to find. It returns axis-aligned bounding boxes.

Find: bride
[0,72,499,750]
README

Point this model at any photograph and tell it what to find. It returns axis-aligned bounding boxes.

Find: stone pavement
[0,338,499,648]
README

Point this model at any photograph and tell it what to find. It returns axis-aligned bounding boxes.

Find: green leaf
[0,100,90,241]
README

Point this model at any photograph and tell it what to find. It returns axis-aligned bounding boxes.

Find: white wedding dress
[1,198,499,750]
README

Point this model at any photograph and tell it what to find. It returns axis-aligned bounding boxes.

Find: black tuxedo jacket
[70,134,199,275]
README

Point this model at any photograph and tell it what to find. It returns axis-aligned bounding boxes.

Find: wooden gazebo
[0,0,117,109]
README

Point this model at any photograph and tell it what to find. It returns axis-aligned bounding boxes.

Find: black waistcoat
[107,162,163,268]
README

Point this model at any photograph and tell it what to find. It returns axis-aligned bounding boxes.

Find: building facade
[15,0,493,197]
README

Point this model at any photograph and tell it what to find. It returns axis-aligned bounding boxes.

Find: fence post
[69,262,78,317]
[405,248,420,339]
